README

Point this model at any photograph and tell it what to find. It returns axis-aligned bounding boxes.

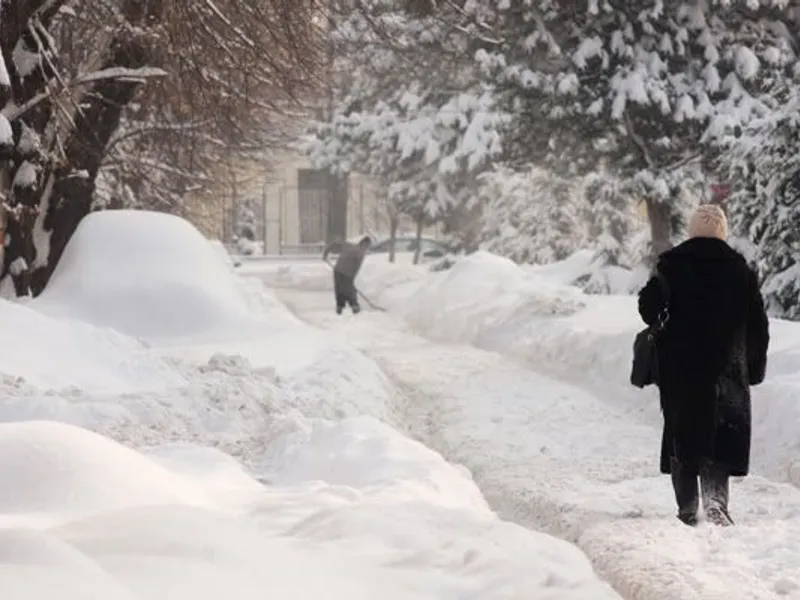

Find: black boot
[671,457,699,526]
[701,462,734,526]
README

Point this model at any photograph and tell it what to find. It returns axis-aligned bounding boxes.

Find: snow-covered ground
[0,212,620,599]
[253,250,800,600]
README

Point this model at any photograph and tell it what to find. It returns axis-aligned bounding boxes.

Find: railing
[279,243,327,255]
[229,242,328,262]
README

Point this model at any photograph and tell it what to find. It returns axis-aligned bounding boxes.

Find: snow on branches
[304,0,506,224]
[468,0,796,253]
[307,0,800,314]
[308,87,506,218]
[479,167,588,265]
[719,83,800,320]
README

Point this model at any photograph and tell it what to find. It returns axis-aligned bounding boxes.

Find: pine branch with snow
[478,167,589,265]
[719,81,800,320]
[304,1,506,227]
[468,0,797,257]
[583,173,644,269]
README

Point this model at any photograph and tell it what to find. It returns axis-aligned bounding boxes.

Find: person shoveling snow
[323,236,375,315]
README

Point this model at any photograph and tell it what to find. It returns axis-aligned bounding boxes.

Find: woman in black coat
[638,204,770,527]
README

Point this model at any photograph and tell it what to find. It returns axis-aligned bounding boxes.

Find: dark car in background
[369,237,450,264]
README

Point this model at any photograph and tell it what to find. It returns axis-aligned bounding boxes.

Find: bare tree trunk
[1,0,66,295]
[30,0,165,295]
[388,211,398,263]
[645,196,672,266]
[413,213,423,265]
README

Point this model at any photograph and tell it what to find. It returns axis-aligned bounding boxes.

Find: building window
[297,169,328,244]
[297,169,348,244]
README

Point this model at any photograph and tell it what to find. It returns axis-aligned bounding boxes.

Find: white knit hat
[688,204,728,241]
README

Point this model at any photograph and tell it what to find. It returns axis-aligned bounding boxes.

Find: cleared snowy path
[264,273,800,600]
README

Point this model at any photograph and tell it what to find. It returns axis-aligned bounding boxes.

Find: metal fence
[227,177,378,256]
[224,172,444,257]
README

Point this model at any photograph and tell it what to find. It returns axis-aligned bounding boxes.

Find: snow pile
[0,298,182,393]
[24,212,400,427]
[255,414,620,598]
[0,417,620,599]
[261,415,487,511]
[355,251,800,483]
[16,211,404,446]
[525,250,644,295]
[259,254,800,600]
[33,210,254,340]
[367,251,586,344]
[0,421,210,527]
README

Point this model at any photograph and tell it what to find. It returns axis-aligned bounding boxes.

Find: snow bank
[32,210,254,340]
[525,249,642,295]
[363,251,585,343]
[0,417,619,599]
[261,415,488,512]
[353,251,800,483]
[0,235,398,460]
[475,294,800,485]
[0,421,387,600]
[0,298,182,393]
[0,351,286,469]
[28,210,395,421]
[256,414,620,598]
[0,421,211,526]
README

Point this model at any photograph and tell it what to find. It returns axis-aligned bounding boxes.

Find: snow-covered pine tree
[468,1,794,261]
[479,167,586,265]
[759,170,800,320]
[305,0,506,243]
[721,81,800,320]
[583,173,643,268]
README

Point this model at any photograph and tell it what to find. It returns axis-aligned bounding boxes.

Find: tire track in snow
[270,281,800,600]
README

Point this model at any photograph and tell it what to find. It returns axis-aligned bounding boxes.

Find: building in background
[183,148,440,254]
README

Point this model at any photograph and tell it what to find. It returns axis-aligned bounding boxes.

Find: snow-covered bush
[720,84,800,320]
[479,167,588,265]
[582,174,644,269]
[469,1,794,255]
[234,198,259,242]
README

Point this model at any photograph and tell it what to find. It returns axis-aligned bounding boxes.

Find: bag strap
[653,269,671,331]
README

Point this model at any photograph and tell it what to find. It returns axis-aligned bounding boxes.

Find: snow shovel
[324,258,386,312]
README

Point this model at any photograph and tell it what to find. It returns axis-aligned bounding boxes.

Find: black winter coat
[638,238,770,477]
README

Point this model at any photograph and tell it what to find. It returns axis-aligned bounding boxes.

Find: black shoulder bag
[630,272,671,389]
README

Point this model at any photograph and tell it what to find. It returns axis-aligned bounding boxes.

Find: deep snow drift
[347,250,800,485]
[0,418,619,600]
[0,212,620,599]
[0,298,182,394]
[256,250,800,600]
